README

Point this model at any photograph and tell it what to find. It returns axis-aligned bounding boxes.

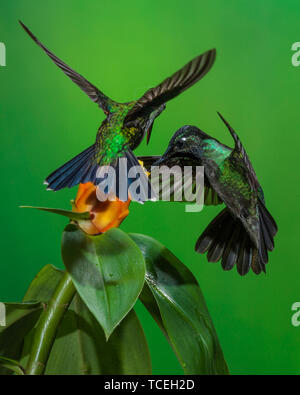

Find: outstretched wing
[138,155,222,206]
[125,49,216,121]
[19,21,117,115]
[217,112,260,191]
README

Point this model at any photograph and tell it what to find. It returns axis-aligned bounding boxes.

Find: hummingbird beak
[152,147,174,166]
[153,148,199,167]
[152,153,169,166]
[146,104,166,145]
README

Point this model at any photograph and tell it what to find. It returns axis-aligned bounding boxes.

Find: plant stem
[25,271,76,375]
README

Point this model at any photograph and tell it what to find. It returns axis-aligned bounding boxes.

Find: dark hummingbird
[20,21,216,200]
[140,113,278,275]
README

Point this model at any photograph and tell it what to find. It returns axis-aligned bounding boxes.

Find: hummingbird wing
[195,208,262,275]
[216,112,260,191]
[125,49,216,142]
[201,115,261,243]
[195,114,277,275]
[19,21,117,115]
[203,182,223,205]
[137,155,222,205]
[45,145,154,203]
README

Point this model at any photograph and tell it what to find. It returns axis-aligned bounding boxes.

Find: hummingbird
[19,21,216,200]
[139,114,278,275]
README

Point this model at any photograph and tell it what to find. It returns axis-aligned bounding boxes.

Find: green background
[1,0,299,374]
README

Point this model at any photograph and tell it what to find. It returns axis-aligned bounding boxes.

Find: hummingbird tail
[97,150,156,203]
[44,144,97,191]
[257,198,278,267]
[45,146,155,202]
[195,205,277,276]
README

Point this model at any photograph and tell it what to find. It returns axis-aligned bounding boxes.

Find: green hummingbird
[20,21,216,199]
[140,113,278,275]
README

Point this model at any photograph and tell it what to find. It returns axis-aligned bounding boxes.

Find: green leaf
[20,265,65,370]
[23,264,64,303]
[130,233,229,375]
[62,224,146,339]
[0,302,42,375]
[20,206,91,221]
[20,265,151,374]
[45,294,151,374]
[0,356,24,375]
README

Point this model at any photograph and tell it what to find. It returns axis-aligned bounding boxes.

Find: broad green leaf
[0,356,24,375]
[130,233,229,375]
[20,264,65,370]
[23,264,64,303]
[45,295,151,374]
[0,302,42,375]
[20,206,91,221]
[20,265,151,374]
[62,224,146,339]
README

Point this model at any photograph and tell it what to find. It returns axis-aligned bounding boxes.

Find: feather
[45,144,97,191]
[97,150,154,203]
[221,225,241,271]
[258,198,278,237]
[217,112,260,191]
[236,237,252,276]
[125,49,216,121]
[195,209,228,253]
[19,21,116,114]
[207,211,233,262]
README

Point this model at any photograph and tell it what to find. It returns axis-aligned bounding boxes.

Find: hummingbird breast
[122,125,145,150]
[94,111,144,165]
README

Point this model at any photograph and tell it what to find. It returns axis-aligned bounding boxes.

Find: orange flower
[72,182,131,235]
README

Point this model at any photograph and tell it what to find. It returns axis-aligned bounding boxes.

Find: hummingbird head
[239,207,260,250]
[154,125,209,166]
